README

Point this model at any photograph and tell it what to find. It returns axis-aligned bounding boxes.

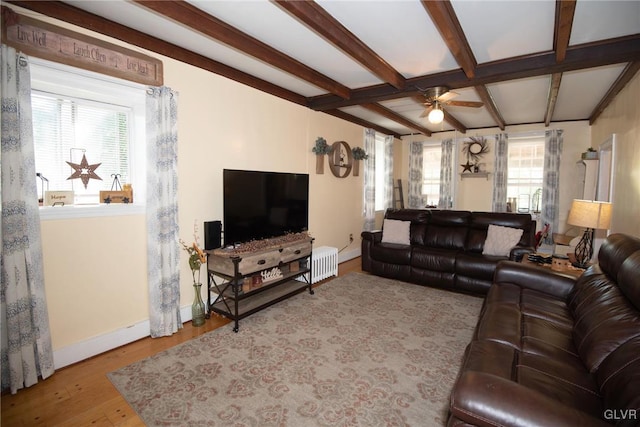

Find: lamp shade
[567,199,612,230]
[428,106,444,124]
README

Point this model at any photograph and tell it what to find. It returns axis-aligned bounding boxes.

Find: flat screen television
[223,169,309,246]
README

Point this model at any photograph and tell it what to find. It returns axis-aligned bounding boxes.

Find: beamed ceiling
[5,0,640,139]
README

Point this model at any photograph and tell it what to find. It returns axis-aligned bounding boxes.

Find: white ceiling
[12,0,640,138]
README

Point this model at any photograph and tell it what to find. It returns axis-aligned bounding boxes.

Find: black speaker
[204,220,222,250]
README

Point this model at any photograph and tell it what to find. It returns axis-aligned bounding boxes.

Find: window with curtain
[29,58,145,216]
[32,93,131,204]
[422,143,441,208]
[506,134,545,213]
[374,133,391,211]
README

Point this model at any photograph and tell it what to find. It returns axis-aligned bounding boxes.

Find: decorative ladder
[393,179,404,209]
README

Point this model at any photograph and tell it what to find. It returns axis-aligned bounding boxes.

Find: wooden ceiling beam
[589,61,640,125]
[132,0,351,99]
[544,73,563,126]
[421,0,476,79]
[362,103,432,136]
[554,0,577,63]
[309,35,640,110]
[4,1,308,106]
[474,85,505,131]
[442,110,467,134]
[273,0,405,90]
[325,109,402,139]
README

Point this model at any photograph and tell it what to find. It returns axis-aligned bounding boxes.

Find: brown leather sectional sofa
[449,233,640,426]
[361,209,640,426]
[361,209,536,295]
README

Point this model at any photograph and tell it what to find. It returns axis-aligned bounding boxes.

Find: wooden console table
[206,235,314,332]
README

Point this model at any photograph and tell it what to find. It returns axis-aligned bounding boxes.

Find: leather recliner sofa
[448,233,640,426]
[361,209,536,295]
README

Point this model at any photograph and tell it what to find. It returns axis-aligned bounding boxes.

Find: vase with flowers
[180,226,207,327]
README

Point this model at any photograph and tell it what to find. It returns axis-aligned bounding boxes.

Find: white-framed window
[30,59,146,219]
[422,143,441,208]
[507,134,545,213]
[374,133,387,211]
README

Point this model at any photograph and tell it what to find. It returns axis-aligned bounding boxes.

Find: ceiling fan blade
[419,105,434,118]
[446,100,484,108]
[412,94,429,105]
[437,90,459,102]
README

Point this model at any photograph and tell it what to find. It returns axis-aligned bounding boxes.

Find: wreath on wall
[462,136,490,163]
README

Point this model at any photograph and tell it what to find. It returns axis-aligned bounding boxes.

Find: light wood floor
[1,258,363,426]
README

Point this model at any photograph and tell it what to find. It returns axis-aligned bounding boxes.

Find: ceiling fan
[417,86,484,124]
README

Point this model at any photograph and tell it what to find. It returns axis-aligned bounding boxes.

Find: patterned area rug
[108,273,483,426]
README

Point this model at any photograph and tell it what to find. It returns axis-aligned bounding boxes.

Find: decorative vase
[192,283,206,327]
[353,159,360,176]
[315,155,324,174]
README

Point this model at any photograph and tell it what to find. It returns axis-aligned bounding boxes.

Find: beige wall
[590,71,640,237]
[28,11,365,353]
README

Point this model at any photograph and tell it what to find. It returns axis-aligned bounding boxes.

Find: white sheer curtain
[1,45,55,393]
[408,141,424,208]
[362,128,376,231]
[383,135,394,210]
[438,138,454,209]
[146,86,182,337]
[541,129,563,243]
[492,133,509,212]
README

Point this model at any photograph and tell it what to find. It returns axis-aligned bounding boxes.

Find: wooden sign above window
[1,8,163,86]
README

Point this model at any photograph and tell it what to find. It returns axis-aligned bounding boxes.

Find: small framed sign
[100,190,133,204]
[44,191,74,206]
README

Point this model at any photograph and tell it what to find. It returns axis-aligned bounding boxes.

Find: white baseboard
[338,247,361,264]
[53,305,193,370]
[53,251,363,370]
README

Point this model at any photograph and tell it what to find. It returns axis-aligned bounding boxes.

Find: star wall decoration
[66,153,102,189]
[460,160,474,173]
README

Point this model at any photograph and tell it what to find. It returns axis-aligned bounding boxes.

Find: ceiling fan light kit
[428,102,444,124]
[420,86,483,127]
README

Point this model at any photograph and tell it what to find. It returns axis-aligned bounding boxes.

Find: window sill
[39,203,145,221]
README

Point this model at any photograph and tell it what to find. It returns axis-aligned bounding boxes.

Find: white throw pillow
[482,224,524,256]
[381,219,411,245]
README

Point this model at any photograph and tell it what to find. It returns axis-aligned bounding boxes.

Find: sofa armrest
[361,230,382,243]
[361,230,382,272]
[494,260,575,299]
[509,245,534,262]
[450,371,610,427]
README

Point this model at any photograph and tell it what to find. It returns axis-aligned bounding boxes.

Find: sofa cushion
[424,210,470,250]
[381,219,411,245]
[466,211,535,253]
[370,243,411,265]
[595,335,640,418]
[411,246,456,272]
[456,252,505,282]
[482,224,524,256]
[569,264,640,373]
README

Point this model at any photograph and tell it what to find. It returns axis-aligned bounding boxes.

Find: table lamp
[567,199,612,268]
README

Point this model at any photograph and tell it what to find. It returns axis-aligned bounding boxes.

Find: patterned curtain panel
[362,128,376,231]
[1,45,55,394]
[438,138,454,209]
[492,133,509,212]
[542,129,563,244]
[408,141,424,208]
[146,87,182,337]
[384,135,394,210]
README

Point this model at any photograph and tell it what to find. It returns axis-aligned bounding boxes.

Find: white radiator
[298,246,338,284]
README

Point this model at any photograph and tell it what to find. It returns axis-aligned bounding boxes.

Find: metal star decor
[66,153,102,189]
[460,160,474,173]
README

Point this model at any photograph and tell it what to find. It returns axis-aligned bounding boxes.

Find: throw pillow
[381,219,411,245]
[482,224,524,256]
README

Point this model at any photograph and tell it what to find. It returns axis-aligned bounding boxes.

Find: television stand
[206,234,314,332]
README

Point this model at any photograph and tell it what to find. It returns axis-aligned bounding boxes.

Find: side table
[520,256,586,279]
